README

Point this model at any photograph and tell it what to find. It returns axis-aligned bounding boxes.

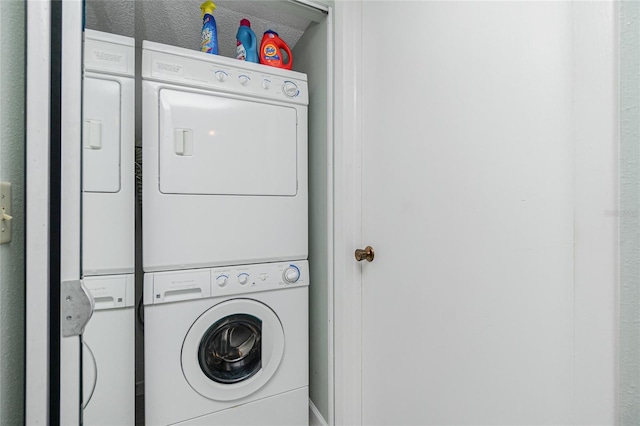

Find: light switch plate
[1,182,12,244]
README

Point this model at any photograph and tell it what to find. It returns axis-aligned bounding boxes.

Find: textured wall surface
[620,2,640,424]
[85,0,310,58]
[293,19,329,423]
[0,1,25,425]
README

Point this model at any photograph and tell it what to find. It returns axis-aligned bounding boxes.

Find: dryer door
[83,76,121,193]
[158,89,298,196]
[181,299,285,401]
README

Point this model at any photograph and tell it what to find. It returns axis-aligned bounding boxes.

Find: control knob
[283,266,300,284]
[215,71,228,82]
[238,75,250,86]
[283,81,299,98]
[238,273,249,285]
[216,275,228,287]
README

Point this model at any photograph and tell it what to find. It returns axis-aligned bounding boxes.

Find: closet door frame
[25,0,85,424]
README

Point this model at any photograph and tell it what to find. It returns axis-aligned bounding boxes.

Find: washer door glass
[198,314,262,384]
[182,298,285,401]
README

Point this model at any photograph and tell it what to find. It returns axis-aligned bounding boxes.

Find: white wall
[293,18,331,423]
[0,1,25,425]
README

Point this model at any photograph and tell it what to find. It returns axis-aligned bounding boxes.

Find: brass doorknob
[355,246,374,262]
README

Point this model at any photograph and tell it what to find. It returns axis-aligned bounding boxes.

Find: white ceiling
[84,0,314,58]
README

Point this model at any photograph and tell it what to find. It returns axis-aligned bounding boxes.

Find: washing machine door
[181,299,285,401]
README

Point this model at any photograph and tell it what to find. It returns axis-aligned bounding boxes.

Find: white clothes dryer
[142,41,308,272]
[82,29,135,276]
[82,275,135,425]
[143,261,309,425]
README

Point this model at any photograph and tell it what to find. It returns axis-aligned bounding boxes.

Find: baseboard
[309,399,328,426]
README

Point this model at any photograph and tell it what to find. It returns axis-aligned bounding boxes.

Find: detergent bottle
[200,1,218,55]
[259,30,293,70]
[236,19,259,63]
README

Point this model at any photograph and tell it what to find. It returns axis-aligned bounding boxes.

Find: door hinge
[61,280,94,337]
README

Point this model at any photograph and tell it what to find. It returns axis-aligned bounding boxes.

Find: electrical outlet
[1,182,13,244]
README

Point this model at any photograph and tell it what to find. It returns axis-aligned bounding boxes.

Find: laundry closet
[82,1,333,424]
[18,1,624,425]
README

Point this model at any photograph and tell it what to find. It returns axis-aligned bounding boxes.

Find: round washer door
[181,298,285,401]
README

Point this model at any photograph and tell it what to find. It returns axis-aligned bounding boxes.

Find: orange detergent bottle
[259,30,293,70]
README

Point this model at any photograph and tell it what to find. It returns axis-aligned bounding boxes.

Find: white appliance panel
[84,29,135,76]
[143,261,308,426]
[83,77,121,193]
[82,275,135,426]
[142,42,308,272]
[82,73,134,276]
[159,90,298,196]
[82,30,135,276]
[176,387,308,426]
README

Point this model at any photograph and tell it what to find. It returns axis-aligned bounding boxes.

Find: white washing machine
[82,275,135,425]
[142,41,309,272]
[82,29,135,276]
[143,261,309,425]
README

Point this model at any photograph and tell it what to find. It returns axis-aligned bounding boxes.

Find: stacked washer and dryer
[81,30,136,425]
[142,41,310,425]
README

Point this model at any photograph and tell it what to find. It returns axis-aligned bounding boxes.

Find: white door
[25,1,90,424]
[338,1,618,425]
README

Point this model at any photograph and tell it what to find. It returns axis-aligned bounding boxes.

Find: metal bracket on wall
[61,280,94,337]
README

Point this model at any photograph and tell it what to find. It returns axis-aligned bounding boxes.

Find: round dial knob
[262,79,271,89]
[216,275,228,287]
[283,266,300,284]
[215,71,227,82]
[238,75,250,86]
[238,274,249,285]
[283,81,299,98]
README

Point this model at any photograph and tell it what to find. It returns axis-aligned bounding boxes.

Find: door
[343,1,617,425]
[158,89,298,196]
[25,1,91,424]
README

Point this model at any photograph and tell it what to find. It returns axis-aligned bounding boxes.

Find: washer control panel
[144,260,309,305]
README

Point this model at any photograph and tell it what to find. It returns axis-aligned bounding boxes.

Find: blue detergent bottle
[236,19,259,63]
[200,1,218,55]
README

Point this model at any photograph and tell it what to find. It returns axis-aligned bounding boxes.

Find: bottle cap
[240,19,251,27]
[200,1,217,18]
[264,29,279,37]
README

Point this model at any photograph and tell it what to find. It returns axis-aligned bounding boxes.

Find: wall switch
[1,182,12,244]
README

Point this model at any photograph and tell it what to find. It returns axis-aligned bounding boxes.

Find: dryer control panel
[144,260,309,305]
[142,40,308,105]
